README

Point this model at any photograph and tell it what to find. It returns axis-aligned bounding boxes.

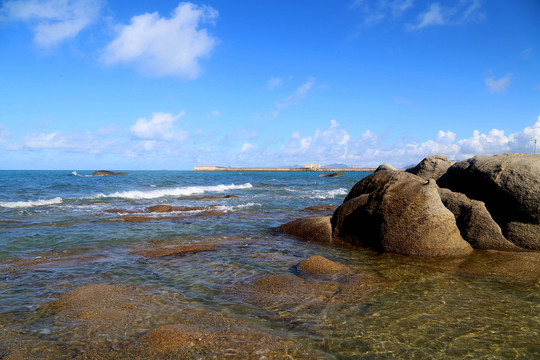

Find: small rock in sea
[303,205,337,212]
[322,172,343,177]
[91,170,128,176]
[147,205,173,213]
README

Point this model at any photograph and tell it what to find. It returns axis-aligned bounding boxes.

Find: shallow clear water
[0,170,539,359]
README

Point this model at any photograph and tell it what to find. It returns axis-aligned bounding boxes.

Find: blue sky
[0,0,539,170]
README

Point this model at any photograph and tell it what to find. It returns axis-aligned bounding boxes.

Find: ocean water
[0,170,539,359]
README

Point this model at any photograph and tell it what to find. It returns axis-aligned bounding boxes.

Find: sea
[0,170,539,359]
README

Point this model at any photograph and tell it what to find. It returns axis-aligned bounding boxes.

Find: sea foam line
[90,183,253,200]
[307,188,348,199]
[0,197,63,208]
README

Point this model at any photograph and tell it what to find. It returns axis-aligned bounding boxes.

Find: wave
[0,197,63,208]
[307,188,348,199]
[71,171,92,177]
[90,183,253,200]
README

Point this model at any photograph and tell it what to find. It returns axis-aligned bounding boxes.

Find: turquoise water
[1,170,539,359]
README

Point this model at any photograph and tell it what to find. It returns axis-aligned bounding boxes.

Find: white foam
[308,188,348,199]
[0,197,63,208]
[71,171,92,177]
[90,183,253,200]
[235,202,262,209]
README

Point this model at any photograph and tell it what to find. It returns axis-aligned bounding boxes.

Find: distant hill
[324,163,350,168]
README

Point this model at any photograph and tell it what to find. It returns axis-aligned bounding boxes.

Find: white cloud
[411,3,445,29]
[486,73,512,93]
[281,119,352,162]
[352,0,414,27]
[240,142,257,153]
[21,127,122,154]
[521,48,532,59]
[266,77,283,90]
[101,2,218,79]
[276,77,315,109]
[1,0,102,47]
[273,116,540,168]
[24,131,68,148]
[408,0,484,30]
[130,112,187,142]
[269,77,316,118]
[0,124,10,145]
[463,0,482,19]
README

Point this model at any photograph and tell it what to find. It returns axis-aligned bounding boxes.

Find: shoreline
[194,166,376,172]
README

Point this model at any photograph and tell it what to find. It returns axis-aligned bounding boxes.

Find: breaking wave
[90,183,253,200]
[0,197,63,208]
[307,188,348,199]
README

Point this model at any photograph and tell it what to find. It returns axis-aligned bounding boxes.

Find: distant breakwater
[194,166,376,172]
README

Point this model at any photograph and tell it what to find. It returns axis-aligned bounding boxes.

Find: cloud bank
[3,115,539,169]
[274,117,540,167]
[101,2,218,79]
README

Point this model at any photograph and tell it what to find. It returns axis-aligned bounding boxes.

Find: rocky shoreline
[279,153,540,256]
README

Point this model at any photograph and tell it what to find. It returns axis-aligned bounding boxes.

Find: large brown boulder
[331,194,369,246]
[406,154,453,180]
[438,153,540,249]
[277,216,333,244]
[333,174,473,256]
[438,188,517,250]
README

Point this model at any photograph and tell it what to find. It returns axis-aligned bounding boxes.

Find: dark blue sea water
[1,170,539,359]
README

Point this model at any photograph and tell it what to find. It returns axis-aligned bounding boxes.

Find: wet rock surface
[277,216,333,244]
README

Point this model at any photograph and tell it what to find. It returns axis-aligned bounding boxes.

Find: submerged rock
[455,250,540,283]
[147,205,173,213]
[303,205,337,212]
[136,244,219,258]
[294,255,349,276]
